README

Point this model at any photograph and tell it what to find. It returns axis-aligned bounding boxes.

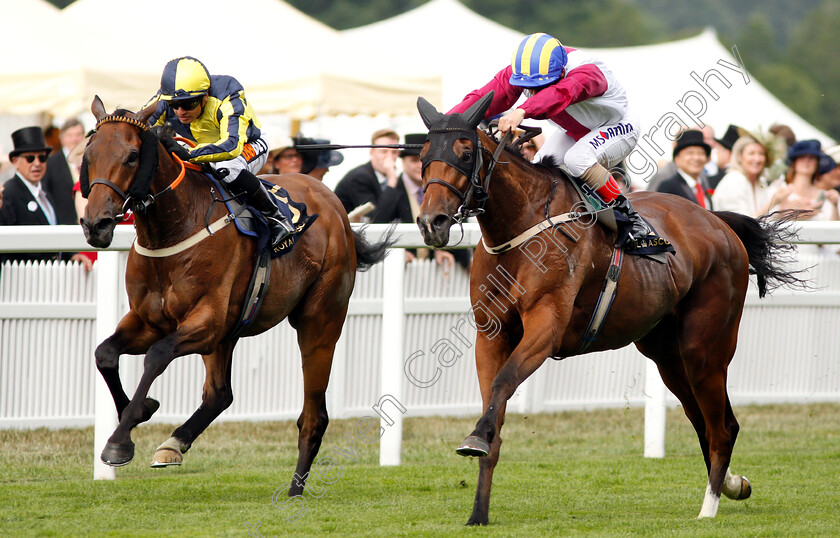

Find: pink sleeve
[518,64,608,120]
[447,66,523,118]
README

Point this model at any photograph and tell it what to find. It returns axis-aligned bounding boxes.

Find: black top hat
[400,133,427,158]
[715,124,742,151]
[787,139,823,163]
[673,130,711,159]
[9,126,52,160]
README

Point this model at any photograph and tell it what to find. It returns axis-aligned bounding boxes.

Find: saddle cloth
[207,174,318,258]
[571,179,675,257]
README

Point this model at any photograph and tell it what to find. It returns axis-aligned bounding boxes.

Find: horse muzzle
[80,216,118,248]
[417,213,452,248]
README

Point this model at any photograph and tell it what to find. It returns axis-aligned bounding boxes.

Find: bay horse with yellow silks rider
[414,92,805,525]
[79,96,393,497]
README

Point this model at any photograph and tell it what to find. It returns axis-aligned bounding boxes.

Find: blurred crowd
[2,116,839,274]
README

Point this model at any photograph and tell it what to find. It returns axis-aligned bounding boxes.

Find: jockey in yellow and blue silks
[147,56,294,248]
[449,33,650,246]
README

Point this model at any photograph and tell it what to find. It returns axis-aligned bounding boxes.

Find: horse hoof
[456,435,490,457]
[101,441,135,467]
[738,476,752,500]
[150,447,183,468]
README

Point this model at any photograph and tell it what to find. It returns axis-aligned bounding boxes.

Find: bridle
[84,115,190,219]
[422,128,513,224]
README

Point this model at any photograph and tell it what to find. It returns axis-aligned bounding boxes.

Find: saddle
[204,173,318,259]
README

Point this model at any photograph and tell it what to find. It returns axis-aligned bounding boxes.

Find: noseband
[422,128,511,223]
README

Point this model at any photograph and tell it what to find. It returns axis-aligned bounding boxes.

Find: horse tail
[712,209,810,298]
[353,223,398,272]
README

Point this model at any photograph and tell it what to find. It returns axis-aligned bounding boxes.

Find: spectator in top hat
[0,126,92,269]
[655,130,713,209]
[707,124,742,189]
[42,118,86,225]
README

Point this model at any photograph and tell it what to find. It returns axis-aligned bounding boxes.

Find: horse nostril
[432,214,451,232]
[95,218,116,234]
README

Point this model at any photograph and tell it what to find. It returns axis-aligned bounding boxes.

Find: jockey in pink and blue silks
[449,33,650,245]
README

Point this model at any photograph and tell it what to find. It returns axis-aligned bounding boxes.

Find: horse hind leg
[152,341,237,468]
[636,319,750,518]
[672,305,749,517]
[286,302,348,497]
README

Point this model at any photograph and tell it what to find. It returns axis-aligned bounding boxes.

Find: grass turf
[1,403,838,536]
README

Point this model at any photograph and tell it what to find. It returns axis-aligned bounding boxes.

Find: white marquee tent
[341,0,832,146]
[0,0,78,115]
[0,0,440,120]
[0,0,832,184]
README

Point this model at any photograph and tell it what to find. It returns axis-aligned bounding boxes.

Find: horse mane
[105,108,190,161]
[481,129,563,181]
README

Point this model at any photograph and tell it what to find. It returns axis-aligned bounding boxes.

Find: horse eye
[126,150,139,165]
[461,151,473,162]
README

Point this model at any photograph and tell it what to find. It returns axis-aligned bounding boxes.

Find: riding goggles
[169,96,203,111]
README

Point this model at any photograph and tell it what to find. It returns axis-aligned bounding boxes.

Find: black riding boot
[613,194,650,245]
[229,169,295,248]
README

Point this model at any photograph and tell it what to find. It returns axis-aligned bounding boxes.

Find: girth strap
[572,247,624,355]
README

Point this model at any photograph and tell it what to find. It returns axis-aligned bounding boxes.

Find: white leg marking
[722,468,741,499]
[697,482,720,518]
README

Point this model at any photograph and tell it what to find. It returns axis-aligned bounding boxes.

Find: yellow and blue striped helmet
[159,56,211,101]
[510,33,568,88]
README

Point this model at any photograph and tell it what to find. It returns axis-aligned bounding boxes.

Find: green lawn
[1,403,839,537]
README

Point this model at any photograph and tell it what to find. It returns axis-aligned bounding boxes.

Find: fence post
[379,249,405,466]
[93,252,120,480]
[643,358,666,458]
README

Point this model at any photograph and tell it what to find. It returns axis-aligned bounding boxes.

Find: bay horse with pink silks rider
[414,92,805,525]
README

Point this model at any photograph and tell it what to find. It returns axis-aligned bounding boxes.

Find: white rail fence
[1,223,839,477]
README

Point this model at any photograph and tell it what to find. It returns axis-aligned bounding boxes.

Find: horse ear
[91,95,107,122]
[462,91,494,129]
[417,97,443,129]
[135,98,158,125]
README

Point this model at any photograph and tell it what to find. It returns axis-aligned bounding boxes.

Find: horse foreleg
[94,311,160,421]
[152,341,237,468]
[466,404,506,526]
[458,334,513,526]
[460,319,555,458]
[102,318,218,467]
